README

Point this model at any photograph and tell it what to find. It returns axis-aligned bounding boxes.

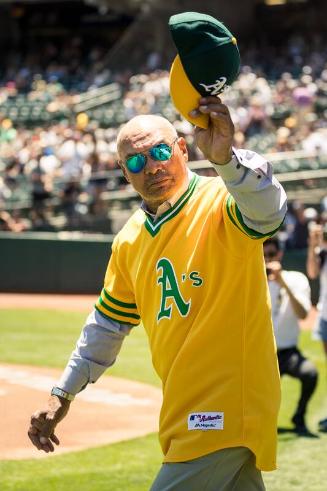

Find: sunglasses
[124,138,178,174]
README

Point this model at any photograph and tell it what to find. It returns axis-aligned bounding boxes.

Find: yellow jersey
[95,173,280,471]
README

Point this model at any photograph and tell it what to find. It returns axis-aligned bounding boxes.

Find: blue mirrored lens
[126,153,146,173]
[150,143,172,161]
[125,143,173,173]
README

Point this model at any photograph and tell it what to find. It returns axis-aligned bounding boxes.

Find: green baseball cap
[169,12,240,128]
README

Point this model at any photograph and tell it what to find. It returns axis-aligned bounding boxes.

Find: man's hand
[266,261,284,285]
[189,96,234,165]
[28,395,71,453]
[308,223,323,249]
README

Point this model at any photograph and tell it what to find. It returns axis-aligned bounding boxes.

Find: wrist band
[51,386,75,401]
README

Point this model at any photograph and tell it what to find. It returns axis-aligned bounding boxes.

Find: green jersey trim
[97,296,141,320]
[144,173,200,237]
[102,288,137,309]
[95,305,139,326]
[226,195,283,239]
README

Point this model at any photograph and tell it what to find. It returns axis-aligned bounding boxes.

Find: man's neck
[142,171,192,218]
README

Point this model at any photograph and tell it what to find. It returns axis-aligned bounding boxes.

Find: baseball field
[0,294,327,491]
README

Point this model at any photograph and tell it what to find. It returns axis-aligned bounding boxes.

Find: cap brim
[169,55,209,129]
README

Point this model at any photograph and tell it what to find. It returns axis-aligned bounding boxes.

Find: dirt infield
[0,293,98,311]
[0,294,162,460]
[0,363,161,460]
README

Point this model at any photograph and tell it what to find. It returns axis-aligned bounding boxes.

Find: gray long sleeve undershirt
[57,148,287,395]
[56,309,132,394]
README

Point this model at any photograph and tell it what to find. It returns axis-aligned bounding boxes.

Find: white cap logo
[199,77,229,96]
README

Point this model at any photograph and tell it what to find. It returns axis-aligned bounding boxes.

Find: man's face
[118,126,188,211]
[263,245,279,265]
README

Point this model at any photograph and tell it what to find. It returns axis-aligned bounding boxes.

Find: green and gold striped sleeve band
[226,195,282,240]
[95,288,140,326]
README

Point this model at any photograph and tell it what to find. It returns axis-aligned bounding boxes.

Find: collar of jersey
[144,172,200,237]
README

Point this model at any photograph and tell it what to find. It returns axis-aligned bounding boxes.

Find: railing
[72,83,122,113]
[1,150,327,212]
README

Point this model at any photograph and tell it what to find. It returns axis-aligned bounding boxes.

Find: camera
[266,267,272,276]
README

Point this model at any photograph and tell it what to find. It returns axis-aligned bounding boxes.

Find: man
[28,97,287,491]
[264,237,318,435]
[307,222,327,432]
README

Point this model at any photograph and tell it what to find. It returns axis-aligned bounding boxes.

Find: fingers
[28,411,60,453]
[39,435,55,453]
[28,425,42,450]
[28,426,56,453]
[28,426,59,453]
[189,97,229,119]
[50,433,60,445]
[267,261,281,270]
[30,412,46,432]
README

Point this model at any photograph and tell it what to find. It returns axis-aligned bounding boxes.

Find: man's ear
[118,160,130,183]
[177,137,188,162]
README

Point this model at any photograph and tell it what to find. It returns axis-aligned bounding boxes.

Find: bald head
[117,115,178,159]
[116,114,189,212]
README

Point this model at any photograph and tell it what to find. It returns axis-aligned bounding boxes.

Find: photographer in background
[264,238,318,434]
[307,223,327,432]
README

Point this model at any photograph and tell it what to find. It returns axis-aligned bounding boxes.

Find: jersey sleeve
[224,194,282,241]
[95,239,141,326]
[212,149,287,238]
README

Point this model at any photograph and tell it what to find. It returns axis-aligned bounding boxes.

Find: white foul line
[0,366,153,406]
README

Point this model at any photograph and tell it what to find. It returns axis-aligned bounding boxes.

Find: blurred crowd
[0,37,114,94]
[1,33,327,236]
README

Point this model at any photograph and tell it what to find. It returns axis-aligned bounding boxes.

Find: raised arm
[192,96,287,235]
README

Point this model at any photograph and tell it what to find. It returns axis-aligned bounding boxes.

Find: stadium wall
[0,233,318,303]
[0,232,113,293]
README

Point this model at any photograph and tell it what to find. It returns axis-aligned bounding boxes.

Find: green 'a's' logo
[156,258,191,322]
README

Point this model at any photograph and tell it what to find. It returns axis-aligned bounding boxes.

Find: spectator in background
[0,210,27,232]
[285,201,310,249]
[57,130,89,179]
[31,167,53,213]
[244,96,270,138]
[264,237,318,434]
[2,32,327,235]
[307,223,327,432]
[60,180,82,229]
[0,118,17,143]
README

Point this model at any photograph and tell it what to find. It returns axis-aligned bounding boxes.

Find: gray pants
[150,447,265,491]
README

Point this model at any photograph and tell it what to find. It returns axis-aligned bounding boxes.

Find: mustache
[146,172,169,185]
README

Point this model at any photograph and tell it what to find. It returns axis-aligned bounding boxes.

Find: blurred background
[1,4,327,490]
[0,0,327,293]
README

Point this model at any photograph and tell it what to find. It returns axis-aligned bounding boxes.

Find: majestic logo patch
[199,77,229,96]
[188,412,224,431]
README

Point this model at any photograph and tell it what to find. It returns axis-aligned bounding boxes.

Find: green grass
[263,333,327,490]
[1,309,327,490]
[0,309,159,386]
[0,434,161,491]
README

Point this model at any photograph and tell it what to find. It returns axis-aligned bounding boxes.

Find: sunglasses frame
[124,137,178,174]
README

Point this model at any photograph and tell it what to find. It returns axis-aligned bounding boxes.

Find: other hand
[308,223,323,248]
[266,261,283,284]
[28,395,71,453]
